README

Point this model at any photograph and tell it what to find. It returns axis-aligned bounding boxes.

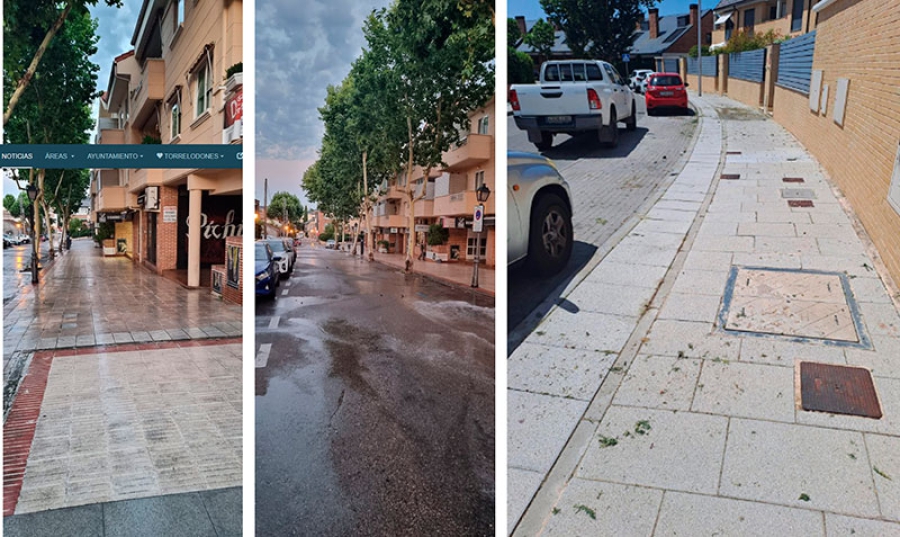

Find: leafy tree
[3,0,123,125]
[508,18,522,46]
[266,191,303,223]
[523,18,555,64]
[4,8,100,260]
[541,0,657,63]
[717,29,784,55]
[3,194,20,217]
[509,47,536,84]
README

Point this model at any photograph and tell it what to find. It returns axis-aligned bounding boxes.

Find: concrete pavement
[509,94,900,535]
[3,237,242,534]
[371,249,496,296]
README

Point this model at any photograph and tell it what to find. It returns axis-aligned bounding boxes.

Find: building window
[176,0,184,27]
[171,102,181,138]
[477,115,489,135]
[475,170,485,190]
[744,8,755,30]
[467,237,487,257]
[195,62,212,117]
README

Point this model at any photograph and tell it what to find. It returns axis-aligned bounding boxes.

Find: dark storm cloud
[256,0,390,161]
[91,2,139,95]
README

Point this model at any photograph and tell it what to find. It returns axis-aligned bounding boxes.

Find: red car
[645,73,688,115]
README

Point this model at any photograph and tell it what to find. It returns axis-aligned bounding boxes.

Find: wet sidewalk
[509,94,900,535]
[370,250,495,296]
[3,239,242,393]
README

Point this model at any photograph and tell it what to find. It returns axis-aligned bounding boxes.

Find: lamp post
[471,183,491,288]
[26,183,40,284]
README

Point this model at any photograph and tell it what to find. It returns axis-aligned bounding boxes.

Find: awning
[714,13,732,25]
[709,42,726,51]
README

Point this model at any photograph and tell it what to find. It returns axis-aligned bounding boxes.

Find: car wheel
[528,193,573,275]
[625,102,637,131]
[601,109,618,148]
[534,131,553,152]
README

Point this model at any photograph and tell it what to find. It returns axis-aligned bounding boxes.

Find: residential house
[631,5,714,71]
[711,0,817,48]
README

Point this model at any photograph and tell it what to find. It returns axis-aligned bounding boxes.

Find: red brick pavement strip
[1,337,241,516]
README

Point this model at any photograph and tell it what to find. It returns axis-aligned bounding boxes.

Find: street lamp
[26,183,40,284]
[471,183,491,288]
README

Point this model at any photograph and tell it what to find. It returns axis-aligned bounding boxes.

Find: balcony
[443,134,492,172]
[414,198,434,217]
[433,190,477,216]
[97,186,127,212]
[129,168,164,193]
[380,184,406,201]
[131,59,165,127]
[374,214,406,229]
[98,128,125,145]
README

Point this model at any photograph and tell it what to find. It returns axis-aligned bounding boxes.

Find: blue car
[255,241,279,298]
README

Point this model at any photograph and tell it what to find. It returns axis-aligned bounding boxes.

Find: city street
[508,99,697,349]
[255,245,495,536]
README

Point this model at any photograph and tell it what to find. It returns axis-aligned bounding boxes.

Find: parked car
[509,59,637,151]
[265,238,292,277]
[508,151,574,275]
[3,235,11,248]
[629,69,654,93]
[325,239,336,249]
[645,73,689,115]
[255,241,279,298]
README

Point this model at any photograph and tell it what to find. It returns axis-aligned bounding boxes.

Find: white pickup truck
[510,60,637,151]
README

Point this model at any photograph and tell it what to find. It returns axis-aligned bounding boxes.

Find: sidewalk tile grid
[509,94,900,535]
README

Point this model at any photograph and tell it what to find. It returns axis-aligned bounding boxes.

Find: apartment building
[92,0,243,288]
[712,0,816,47]
[370,98,496,267]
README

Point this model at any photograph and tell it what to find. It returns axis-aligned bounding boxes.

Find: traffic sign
[622,53,630,63]
[473,204,484,233]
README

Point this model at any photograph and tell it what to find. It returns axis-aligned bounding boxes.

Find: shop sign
[225,89,243,127]
[414,224,429,232]
[390,227,398,233]
[163,206,177,223]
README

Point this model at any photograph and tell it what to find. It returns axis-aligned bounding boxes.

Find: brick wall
[667,12,714,55]
[728,77,764,107]
[686,74,719,93]
[771,0,900,286]
[154,185,180,272]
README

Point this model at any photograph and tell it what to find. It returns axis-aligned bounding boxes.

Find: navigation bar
[0,145,243,169]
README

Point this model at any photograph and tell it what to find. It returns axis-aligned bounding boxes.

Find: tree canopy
[540,0,657,63]
[523,19,555,64]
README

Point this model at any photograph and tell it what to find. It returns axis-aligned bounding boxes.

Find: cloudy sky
[254,0,390,209]
[3,2,138,198]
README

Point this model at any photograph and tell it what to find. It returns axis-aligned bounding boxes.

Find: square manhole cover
[799,362,882,419]
[719,267,871,348]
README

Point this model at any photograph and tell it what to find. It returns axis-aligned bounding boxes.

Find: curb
[369,257,495,298]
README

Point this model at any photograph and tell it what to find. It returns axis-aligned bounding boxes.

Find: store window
[467,237,487,258]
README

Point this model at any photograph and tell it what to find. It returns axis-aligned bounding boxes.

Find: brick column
[188,188,202,287]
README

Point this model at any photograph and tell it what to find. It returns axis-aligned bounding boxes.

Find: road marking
[256,343,272,368]
[284,281,292,286]
[281,289,289,296]
[268,316,280,329]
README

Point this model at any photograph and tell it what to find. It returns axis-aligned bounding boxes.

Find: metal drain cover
[799,362,882,419]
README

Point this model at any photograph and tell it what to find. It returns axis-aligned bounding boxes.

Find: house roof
[631,10,711,56]
[516,11,711,58]
[714,0,753,10]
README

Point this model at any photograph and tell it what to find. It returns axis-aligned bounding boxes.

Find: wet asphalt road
[255,244,495,536]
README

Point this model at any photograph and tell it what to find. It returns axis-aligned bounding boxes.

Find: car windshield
[267,240,287,252]
[650,75,682,86]
[255,243,270,259]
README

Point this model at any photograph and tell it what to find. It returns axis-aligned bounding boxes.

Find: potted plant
[377,239,390,253]
[95,222,116,256]
[225,62,243,91]
[426,223,450,261]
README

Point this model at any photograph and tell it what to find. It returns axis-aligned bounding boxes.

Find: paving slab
[864,434,900,522]
[641,319,742,360]
[529,310,637,353]
[720,418,880,518]
[566,281,657,318]
[507,343,617,401]
[657,292,724,324]
[540,479,663,536]
[508,468,544,533]
[825,513,900,536]
[612,354,701,411]
[654,491,824,536]
[691,360,795,422]
[508,390,587,474]
[578,406,728,494]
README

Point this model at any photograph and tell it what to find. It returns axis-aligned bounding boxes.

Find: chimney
[515,16,527,39]
[689,4,698,27]
[649,8,659,39]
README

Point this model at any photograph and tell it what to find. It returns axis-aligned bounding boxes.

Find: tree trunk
[3,1,74,126]
[363,151,374,262]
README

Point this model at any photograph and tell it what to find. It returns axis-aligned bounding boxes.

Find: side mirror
[685,82,690,87]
